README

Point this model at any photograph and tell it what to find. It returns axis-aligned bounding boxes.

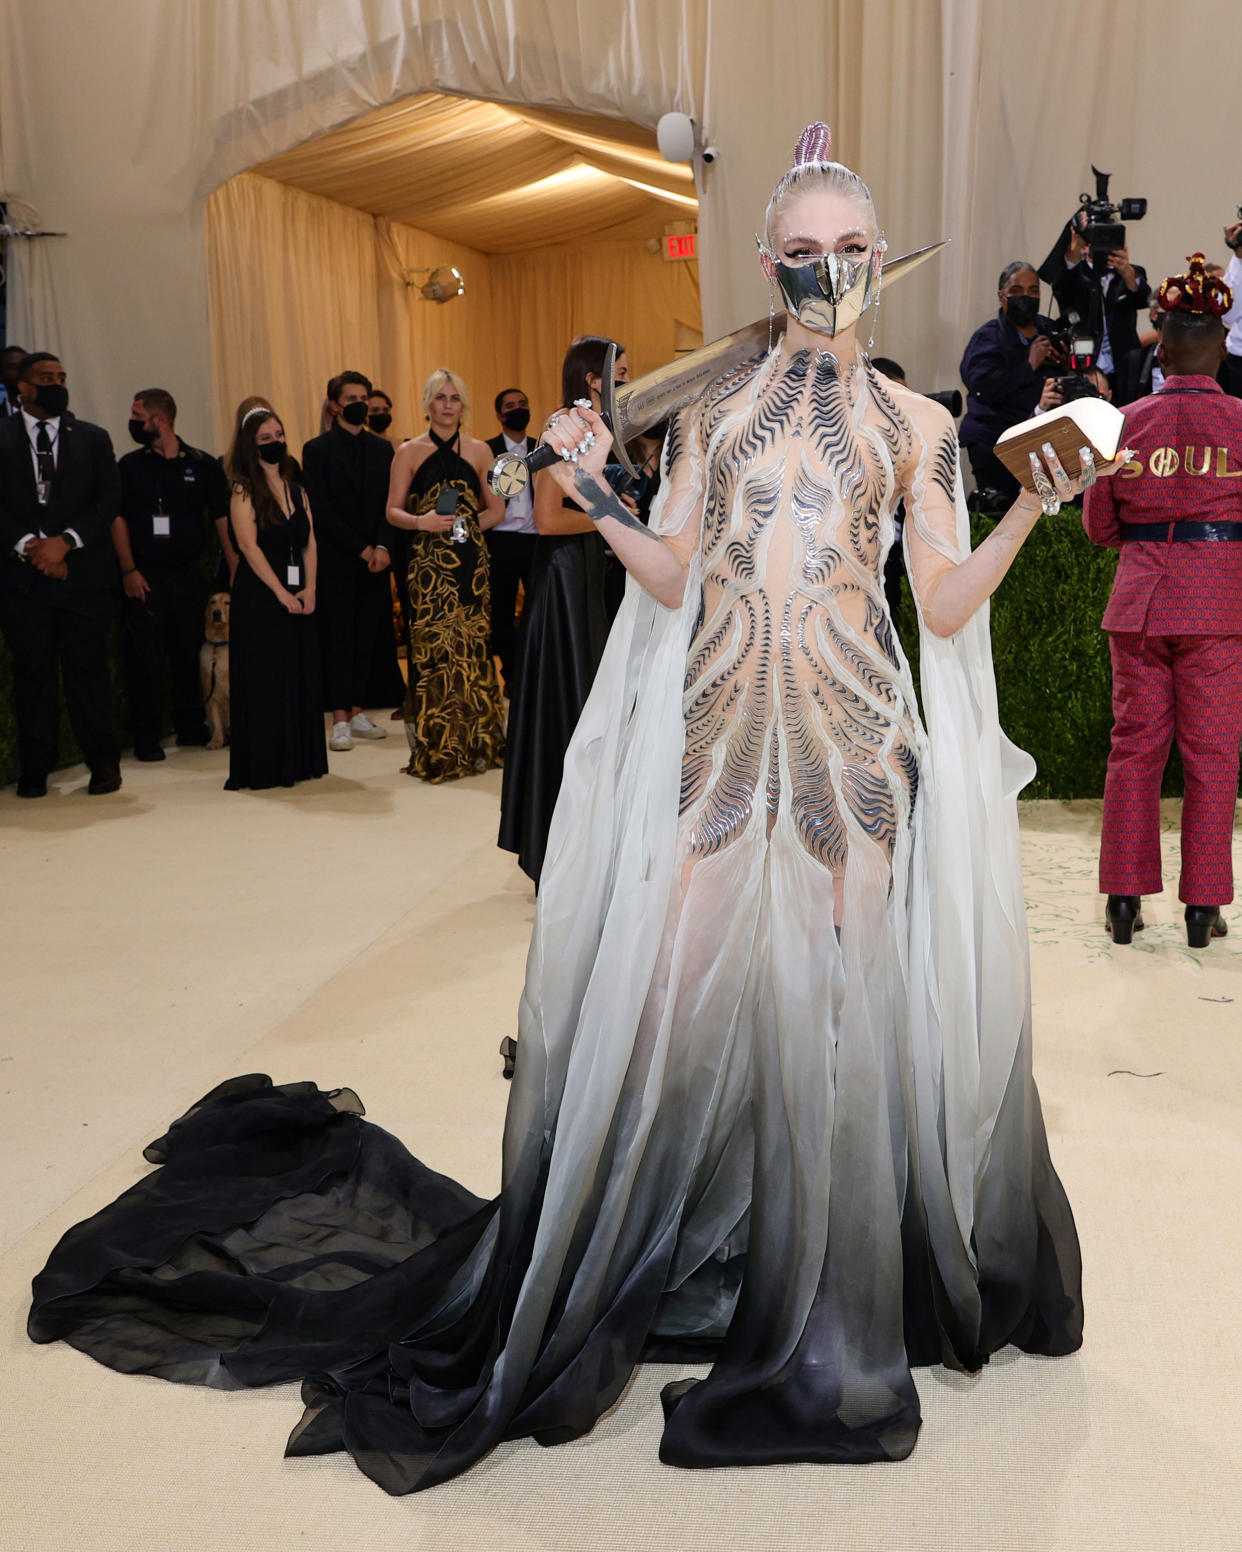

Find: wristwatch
[59,531,79,550]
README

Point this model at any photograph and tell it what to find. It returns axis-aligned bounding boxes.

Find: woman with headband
[30,124,1108,1491]
[223,405,327,790]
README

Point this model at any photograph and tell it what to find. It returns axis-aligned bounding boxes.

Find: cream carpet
[2,738,1239,1552]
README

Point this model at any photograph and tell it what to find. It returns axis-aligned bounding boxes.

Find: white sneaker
[329,721,353,751]
[349,712,387,740]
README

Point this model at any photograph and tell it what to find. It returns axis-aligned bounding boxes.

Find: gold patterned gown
[403,431,505,782]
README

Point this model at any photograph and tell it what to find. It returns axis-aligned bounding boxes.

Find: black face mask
[1005,295,1039,328]
[128,418,158,446]
[340,400,369,426]
[501,406,531,434]
[257,441,286,466]
[31,383,69,416]
[368,412,392,434]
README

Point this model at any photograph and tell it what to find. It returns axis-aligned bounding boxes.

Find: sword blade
[605,241,947,446]
[608,315,787,452]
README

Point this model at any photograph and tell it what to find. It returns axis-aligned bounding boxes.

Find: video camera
[1076,166,1147,267]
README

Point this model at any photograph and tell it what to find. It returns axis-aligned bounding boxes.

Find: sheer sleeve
[650,402,706,572]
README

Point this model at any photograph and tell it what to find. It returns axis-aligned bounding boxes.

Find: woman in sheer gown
[499,335,630,883]
[30,126,1104,1494]
[385,369,506,783]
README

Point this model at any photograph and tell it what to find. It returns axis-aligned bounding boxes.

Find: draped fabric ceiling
[204,93,703,451]
[252,93,698,251]
[1,0,1237,461]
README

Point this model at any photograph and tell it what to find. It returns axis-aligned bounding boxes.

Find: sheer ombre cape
[29,350,1081,1494]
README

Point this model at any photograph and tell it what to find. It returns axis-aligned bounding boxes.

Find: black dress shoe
[87,767,123,796]
[16,773,48,799]
[1185,906,1228,948]
[1105,894,1144,945]
[133,744,166,762]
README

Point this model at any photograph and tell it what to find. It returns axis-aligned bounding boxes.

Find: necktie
[35,423,55,503]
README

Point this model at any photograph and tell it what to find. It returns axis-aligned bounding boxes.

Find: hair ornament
[1157,253,1233,317]
[242,405,273,426]
[794,122,833,166]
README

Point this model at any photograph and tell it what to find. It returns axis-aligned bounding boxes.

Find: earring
[866,267,884,354]
[866,242,887,354]
[768,281,777,352]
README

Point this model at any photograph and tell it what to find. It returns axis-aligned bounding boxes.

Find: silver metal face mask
[758,236,887,336]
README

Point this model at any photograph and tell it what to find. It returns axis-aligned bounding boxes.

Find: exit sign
[663,232,698,261]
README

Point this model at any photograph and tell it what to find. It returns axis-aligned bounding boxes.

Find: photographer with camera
[1221,217,1242,397]
[1037,364,1112,414]
[959,261,1065,505]
[1039,170,1150,404]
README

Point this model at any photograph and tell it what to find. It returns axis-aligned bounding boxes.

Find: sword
[487,241,947,497]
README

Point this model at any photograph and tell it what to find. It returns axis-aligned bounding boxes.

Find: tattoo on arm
[571,469,661,542]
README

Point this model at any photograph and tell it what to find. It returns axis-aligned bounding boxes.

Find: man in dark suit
[0,352,121,796]
[300,370,402,750]
[485,386,537,689]
[1039,213,1151,403]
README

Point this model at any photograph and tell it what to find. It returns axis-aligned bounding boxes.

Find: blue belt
[1118,520,1242,543]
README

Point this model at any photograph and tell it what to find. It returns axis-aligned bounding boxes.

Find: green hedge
[893,506,1187,799]
[0,512,1163,798]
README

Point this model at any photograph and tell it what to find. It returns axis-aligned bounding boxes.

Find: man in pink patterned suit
[1084,254,1242,947]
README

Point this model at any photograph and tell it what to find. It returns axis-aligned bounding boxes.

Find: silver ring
[1078,447,1098,490]
[1029,453,1061,515]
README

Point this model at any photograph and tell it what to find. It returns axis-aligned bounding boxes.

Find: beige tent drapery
[205,171,702,456]
[3,0,1240,449]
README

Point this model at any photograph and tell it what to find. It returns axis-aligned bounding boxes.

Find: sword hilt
[488,433,607,498]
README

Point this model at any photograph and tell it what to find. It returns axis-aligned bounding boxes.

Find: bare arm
[541,405,700,609]
[385,442,421,530]
[301,490,318,606]
[230,487,301,613]
[213,515,239,582]
[384,441,456,534]
[467,437,508,531]
[902,401,1113,637]
[534,450,595,536]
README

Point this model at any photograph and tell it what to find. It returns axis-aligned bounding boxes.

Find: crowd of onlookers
[2,216,1240,834]
[0,334,662,888]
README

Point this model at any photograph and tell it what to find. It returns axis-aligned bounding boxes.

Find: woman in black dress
[498,335,630,883]
[225,408,328,791]
[385,369,506,782]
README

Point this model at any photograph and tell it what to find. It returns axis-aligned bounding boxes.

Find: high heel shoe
[1185,906,1227,948]
[1105,894,1144,945]
[499,1037,517,1080]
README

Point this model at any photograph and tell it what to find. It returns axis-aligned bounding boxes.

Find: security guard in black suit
[0,353,121,796]
[114,388,232,758]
